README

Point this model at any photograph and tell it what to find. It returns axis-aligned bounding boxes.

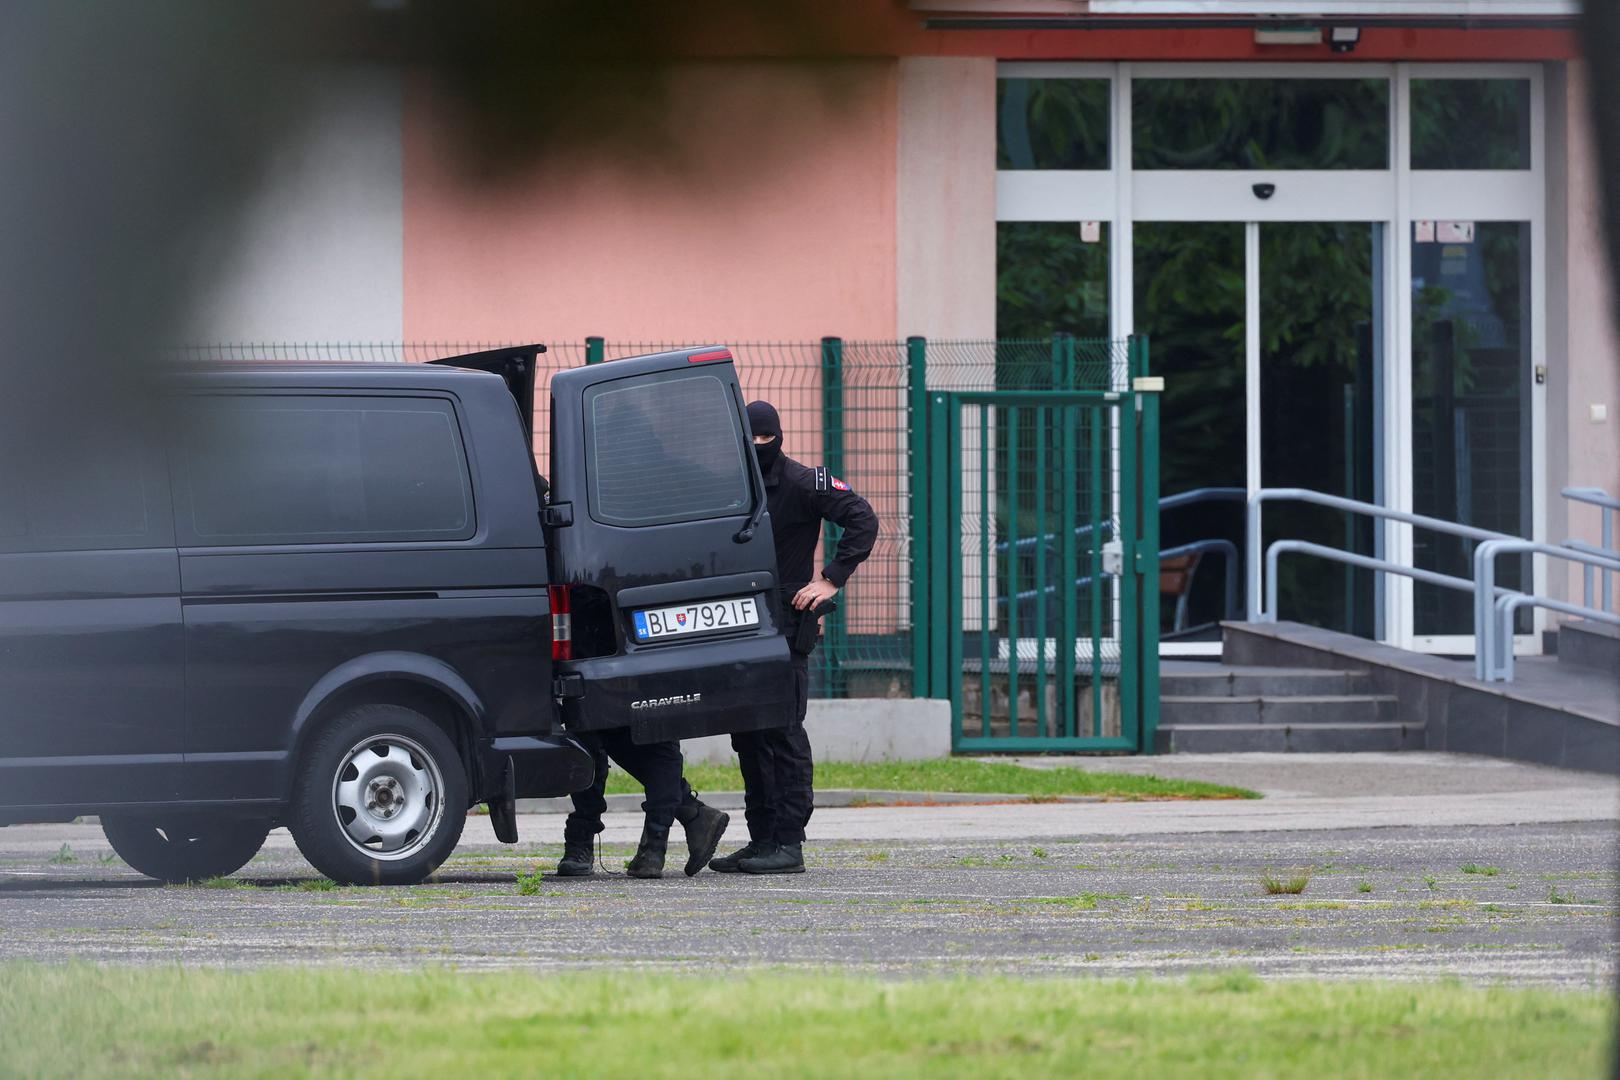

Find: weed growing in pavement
[97,851,118,865]
[1032,848,1048,858]
[47,844,76,865]
[1461,864,1501,876]
[1028,895,1099,911]
[516,869,548,896]
[863,851,890,863]
[1260,872,1309,896]
[1423,875,1439,891]
[298,879,337,892]
[1356,882,1373,894]
[1547,887,1576,905]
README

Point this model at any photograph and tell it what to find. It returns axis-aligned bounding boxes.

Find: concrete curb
[514,789,1106,815]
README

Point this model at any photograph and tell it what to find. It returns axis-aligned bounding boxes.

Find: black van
[0,345,795,885]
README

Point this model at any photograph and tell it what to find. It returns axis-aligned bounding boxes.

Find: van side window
[176,395,474,546]
[0,419,158,552]
[583,372,750,527]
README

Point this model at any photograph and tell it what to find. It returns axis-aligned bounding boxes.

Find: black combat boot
[626,821,670,879]
[556,825,596,877]
[739,841,805,875]
[709,840,768,874]
[675,801,730,877]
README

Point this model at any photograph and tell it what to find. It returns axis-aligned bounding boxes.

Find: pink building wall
[402,60,898,345]
[1558,61,1620,604]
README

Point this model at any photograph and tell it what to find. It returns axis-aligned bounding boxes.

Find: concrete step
[1161,664,1373,698]
[1160,694,1397,727]
[1557,619,1620,676]
[1219,620,1618,772]
[1155,721,1424,754]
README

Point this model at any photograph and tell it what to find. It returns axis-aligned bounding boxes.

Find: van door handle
[541,502,574,528]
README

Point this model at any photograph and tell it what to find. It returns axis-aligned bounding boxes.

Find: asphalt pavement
[1,753,1614,987]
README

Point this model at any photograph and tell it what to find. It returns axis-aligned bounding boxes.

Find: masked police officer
[710,400,879,875]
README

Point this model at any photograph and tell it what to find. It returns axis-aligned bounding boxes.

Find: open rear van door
[429,344,541,451]
[545,346,795,743]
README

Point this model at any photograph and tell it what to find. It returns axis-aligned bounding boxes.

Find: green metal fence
[180,335,1159,752]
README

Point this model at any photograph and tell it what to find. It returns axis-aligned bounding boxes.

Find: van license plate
[633,597,760,642]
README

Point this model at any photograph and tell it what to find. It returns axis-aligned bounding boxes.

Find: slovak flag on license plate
[676,612,687,626]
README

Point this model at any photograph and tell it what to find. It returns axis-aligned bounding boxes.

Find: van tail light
[549,585,573,661]
[687,348,732,363]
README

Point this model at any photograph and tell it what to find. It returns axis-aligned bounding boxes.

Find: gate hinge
[541,502,574,528]
[553,672,584,699]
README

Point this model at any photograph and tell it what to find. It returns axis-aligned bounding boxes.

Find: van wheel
[288,704,467,886]
[101,815,269,884]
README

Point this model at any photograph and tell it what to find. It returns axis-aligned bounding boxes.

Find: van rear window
[585,372,750,527]
[178,395,474,546]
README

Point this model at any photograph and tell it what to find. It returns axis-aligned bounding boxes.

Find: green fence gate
[923,339,1161,753]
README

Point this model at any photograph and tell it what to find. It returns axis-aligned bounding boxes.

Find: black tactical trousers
[730,652,813,845]
[565,729,698,843]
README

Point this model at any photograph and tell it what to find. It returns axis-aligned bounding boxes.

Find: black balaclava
[747,400,782,474]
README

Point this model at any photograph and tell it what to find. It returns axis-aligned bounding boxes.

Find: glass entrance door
[1134,220,1381,639]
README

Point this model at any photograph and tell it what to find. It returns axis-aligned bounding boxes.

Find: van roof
[162,360,501,388]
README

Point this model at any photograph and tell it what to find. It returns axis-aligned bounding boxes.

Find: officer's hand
[793,577,839,610]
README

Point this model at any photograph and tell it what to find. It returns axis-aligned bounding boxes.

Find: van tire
[101,814,270,884]
[288,704,467,886]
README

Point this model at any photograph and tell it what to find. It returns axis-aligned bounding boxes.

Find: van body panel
[163,368,556,808]
[0,426,183,807]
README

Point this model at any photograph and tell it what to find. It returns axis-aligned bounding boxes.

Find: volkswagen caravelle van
[0,345,795,884]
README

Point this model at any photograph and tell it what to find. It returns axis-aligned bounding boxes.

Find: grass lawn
[0,966,1607,1078]
[605,757,1258,801]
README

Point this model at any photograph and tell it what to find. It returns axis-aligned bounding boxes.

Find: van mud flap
[558,636,797,744]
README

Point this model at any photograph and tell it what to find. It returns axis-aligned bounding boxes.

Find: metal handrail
[1161,486,1246,512]
[1490,593,1620,681]
[1264,540,1509,623]
[1252,487,1620,684]
[1001,537,1237,636]
[1473,539,1620,681]
[1247,488,1520,621]
[997,485,1241,557]
[1562,487,1617,612]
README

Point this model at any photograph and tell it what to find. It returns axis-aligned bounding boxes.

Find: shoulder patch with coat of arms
[813,466,852,493]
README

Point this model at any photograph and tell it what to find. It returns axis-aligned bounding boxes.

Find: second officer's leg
[740,654,812,875]
[710,727,779,872]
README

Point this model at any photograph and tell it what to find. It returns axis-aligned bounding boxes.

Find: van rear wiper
[734,499,765,544]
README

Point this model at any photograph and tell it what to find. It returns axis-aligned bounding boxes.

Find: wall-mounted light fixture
[1329,26,1362,53]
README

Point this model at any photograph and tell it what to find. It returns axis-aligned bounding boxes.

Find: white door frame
[995,60,1547,657]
